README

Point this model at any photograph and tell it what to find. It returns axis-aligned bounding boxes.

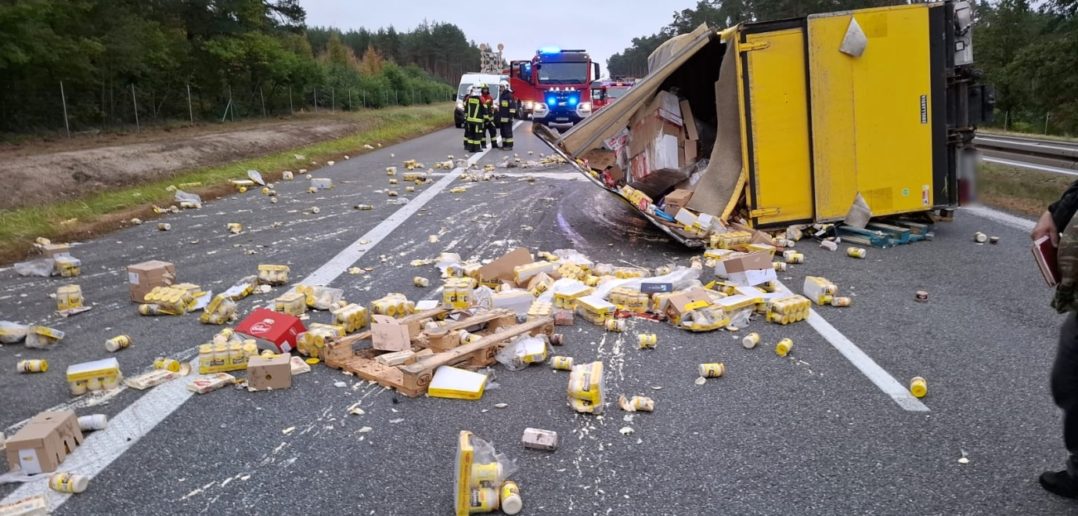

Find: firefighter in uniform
[463,86,483,152]
[479,84,497,149]
[497,81,516,150]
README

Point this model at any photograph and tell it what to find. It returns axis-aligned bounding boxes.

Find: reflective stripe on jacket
[465,97,483,123]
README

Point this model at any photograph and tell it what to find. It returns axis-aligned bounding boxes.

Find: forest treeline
[607,0,1077,135]
[0,1,481,133]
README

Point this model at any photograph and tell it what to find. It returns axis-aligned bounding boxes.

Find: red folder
[1034,235,1061,287]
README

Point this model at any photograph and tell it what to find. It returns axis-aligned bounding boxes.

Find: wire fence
[990,110,1075,138]
[0,81,457,137]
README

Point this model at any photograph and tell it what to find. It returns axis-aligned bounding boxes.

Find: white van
[454,73,507,128]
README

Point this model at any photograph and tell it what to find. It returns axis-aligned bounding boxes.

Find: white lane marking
[1,361,195,506]
[981,156,1078,177]
[806,310,929,412]
[772,281,928,412]
[962,205,1035,232]
[4,388,129,435]
[2,347,198,436]
[300,121,522,286]
[0,124,521,511]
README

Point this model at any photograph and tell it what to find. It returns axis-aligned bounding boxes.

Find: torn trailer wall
[537,1,987,247]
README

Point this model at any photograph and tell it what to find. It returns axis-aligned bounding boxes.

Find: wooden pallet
[417,310,517,352]
[325,308,447,369]
[839,217,936,248]
[332,317,554,397]
[837,226,892,248]
[395,317,554,397]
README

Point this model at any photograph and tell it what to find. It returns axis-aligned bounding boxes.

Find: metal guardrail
[978,134,1078,162]
[974,134,1078,171]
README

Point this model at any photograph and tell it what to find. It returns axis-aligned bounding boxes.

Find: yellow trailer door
[807,5,935,220]
[740,24,814,227]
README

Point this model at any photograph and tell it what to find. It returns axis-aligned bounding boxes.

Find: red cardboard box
[236,308,307,353]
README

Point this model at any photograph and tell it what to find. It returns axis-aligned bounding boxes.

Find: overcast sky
[300,0,701,77]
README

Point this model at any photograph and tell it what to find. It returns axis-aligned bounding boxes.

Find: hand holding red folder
[1034,235,1061,287]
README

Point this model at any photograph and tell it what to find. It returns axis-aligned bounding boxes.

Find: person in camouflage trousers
[1034,181,1078,498]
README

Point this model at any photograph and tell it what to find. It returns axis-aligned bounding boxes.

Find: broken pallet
[418,309,518,352]
[334,317,554,397]
[396,317,554,397]
[329,308,446,348]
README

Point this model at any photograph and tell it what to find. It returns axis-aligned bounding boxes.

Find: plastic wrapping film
[552,249,594,269]
[592,266,702,301]
[174,190,202,208]
[24,325,64,349]
[495,335,551,371]
[0,321,29,343]
[302,285,344,310]
[13,258,54,277]
[222,275,259,300]
[454,430,518,516]
[470,286,495,312]
[567,361,605,414]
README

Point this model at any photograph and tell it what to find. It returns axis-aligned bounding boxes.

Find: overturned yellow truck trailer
[537,1,992,247]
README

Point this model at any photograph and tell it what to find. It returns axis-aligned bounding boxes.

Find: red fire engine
[590,79,635,111]
[507,47,600,127]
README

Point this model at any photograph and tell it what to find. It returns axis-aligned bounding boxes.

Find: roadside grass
[976,161,1074,218]
[0,103,452,264]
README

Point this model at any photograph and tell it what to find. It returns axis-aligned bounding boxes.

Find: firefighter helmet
[500,81,510,92]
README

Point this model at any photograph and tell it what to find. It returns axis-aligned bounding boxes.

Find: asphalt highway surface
[0,123,1074,515]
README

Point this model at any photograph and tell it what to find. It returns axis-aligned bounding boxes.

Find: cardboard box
[187,373,236,394]
[581,148,617,171]
[718,252,777,286]
[603,164,625,186]
[664,288,713,322]
[522,427,559,451]
[427,366,488,400]
[628,110,689,198]
[236,308,307,353]
[680,99,699,141]
[246,355,292,391]
[371,315,411,352]
[127,260,176,303]
[40,243,71,258]
[629,116,681,161]
[125,369,183,390]
[28,411,82,455]
[631,90,683,127]
[478,247,532,285]
[662,189,693,216]
[492,289,534,316]
[5,410,82,474]
[680,138,698,167]
[0,494,48,516]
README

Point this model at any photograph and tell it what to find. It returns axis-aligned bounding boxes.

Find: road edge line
[962,205,1035,232]
[981,156,1078,177]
